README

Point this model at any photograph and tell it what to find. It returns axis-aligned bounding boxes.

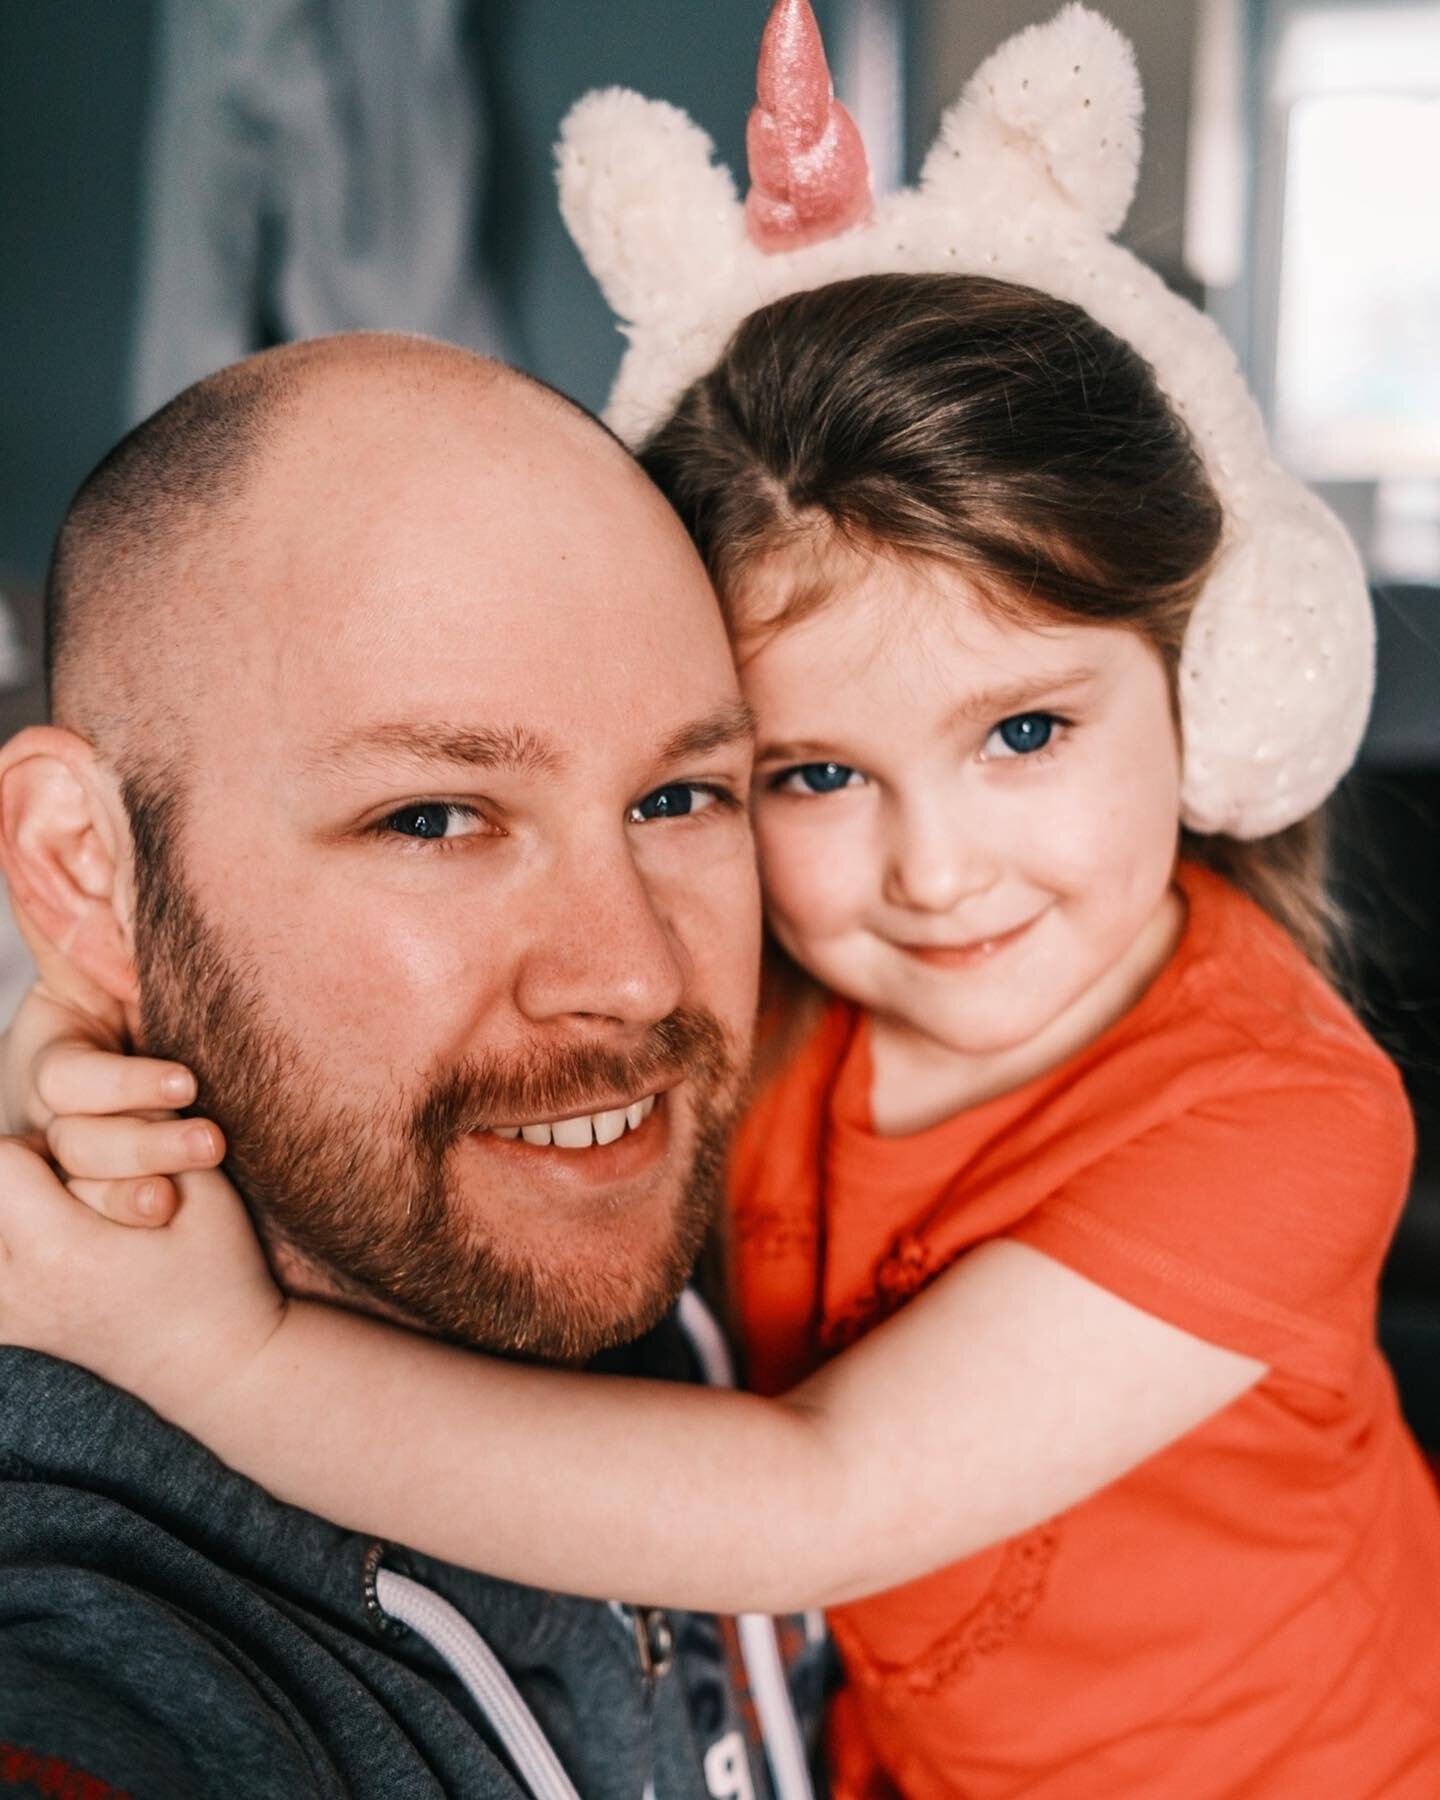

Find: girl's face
[739,551,1184,1070]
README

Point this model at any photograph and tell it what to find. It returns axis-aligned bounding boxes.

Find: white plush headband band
[556,0,1374,839]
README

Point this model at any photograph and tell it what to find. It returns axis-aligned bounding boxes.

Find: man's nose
[880,789,999,914]
[513,839,686,1031]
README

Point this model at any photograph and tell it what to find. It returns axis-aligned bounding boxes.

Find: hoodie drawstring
[374,1566,583,1800]
[677,1288,818,1800]
[370,1288,816,1800]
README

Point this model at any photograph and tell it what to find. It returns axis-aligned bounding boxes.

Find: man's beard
[126,807,745,1361]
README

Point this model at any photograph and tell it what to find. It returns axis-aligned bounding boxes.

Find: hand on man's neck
[20,904,129,1040]
[0,905,132,1139]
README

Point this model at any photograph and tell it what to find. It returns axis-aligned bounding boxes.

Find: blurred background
[0,0,1437,1433]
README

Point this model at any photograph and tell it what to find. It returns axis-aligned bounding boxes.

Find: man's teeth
[488,1094,657,1148]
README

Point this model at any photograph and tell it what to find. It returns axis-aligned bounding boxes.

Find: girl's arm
[0,1135,1263,1613]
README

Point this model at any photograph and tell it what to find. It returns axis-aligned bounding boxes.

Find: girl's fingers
[46,1112,225,1183]
[33,1040,197,1120]
[67,1175,181,1228]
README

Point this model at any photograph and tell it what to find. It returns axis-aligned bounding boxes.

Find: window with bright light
[1263,3,1440,578]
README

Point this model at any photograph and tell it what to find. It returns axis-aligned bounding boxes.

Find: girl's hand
[1,983,222,1226]
[0,1146,285,1429]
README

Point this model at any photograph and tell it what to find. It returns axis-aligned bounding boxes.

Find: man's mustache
[410,1007,734,1146]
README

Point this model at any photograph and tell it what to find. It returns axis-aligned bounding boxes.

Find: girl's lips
[893,914,1040,970]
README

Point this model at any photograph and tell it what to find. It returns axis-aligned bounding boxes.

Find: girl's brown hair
[639,272,1335,975]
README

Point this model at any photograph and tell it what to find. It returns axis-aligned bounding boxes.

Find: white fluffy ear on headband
[923,2,1141,234]
[1180,476,1373,838]
[557,3,1375,841]
[556,88,744,331]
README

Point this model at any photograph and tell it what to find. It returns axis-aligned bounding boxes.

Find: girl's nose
[881,802,999,914]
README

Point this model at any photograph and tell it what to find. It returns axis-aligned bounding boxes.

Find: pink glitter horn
[745,0,874,253]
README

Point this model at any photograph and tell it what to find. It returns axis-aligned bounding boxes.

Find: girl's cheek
[1030,796,1117,888]
[990,765,1105,885]
[1031,796,1178,918]
[756,810,869,937]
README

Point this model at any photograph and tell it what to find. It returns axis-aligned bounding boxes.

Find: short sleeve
[1008,1056,1416,1393]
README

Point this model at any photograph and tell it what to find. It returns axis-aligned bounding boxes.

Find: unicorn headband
[556,0,1374,840]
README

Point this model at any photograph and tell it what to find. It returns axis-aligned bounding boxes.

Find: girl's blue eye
[777,762,863,795]
[987,713,1057,758]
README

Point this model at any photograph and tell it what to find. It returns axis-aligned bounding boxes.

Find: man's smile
[463,1092,672,1187]
[484,1090,660,1148]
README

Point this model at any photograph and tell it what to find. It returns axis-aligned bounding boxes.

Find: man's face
[131,366,762,1359]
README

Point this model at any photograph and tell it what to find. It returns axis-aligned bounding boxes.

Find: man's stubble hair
[123,778,741,1361]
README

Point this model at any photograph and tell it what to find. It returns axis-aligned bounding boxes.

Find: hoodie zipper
[632,1604,676,1690]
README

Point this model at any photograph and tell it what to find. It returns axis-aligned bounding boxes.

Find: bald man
[0,338,823,1799]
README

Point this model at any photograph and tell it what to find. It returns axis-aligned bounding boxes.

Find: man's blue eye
[380,803,484,842]
[635,785,693,820]
[990,713,1056,757]
[781,762,861,795]
[387,803,459,839]
[629,784,721,822]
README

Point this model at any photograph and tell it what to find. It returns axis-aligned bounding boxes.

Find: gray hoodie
[0,1311,830,1799]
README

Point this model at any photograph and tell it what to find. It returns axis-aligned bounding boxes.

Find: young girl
[4,7,1439,1796]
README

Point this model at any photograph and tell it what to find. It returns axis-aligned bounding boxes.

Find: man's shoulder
[0,1345,825,1800]
[0,1349,525,1797]
[0,1628,308,1800]
[0,1484,533,1800]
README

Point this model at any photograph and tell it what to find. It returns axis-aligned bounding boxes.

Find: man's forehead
[237,405,682,630]
[176,351,742,785]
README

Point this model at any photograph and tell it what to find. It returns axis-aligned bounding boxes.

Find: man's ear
[0,727,140,1009]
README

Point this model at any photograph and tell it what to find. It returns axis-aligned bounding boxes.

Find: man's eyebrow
[654,702,757,764]
[309,721,562,775]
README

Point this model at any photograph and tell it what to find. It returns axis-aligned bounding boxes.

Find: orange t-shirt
[729,864,1440,1798]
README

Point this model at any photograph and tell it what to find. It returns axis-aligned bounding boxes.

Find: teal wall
[476,0,816,414]
[0,0,841,584]
[0,1,156,581]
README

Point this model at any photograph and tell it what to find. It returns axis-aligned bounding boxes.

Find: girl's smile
[890,909,1047,968]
